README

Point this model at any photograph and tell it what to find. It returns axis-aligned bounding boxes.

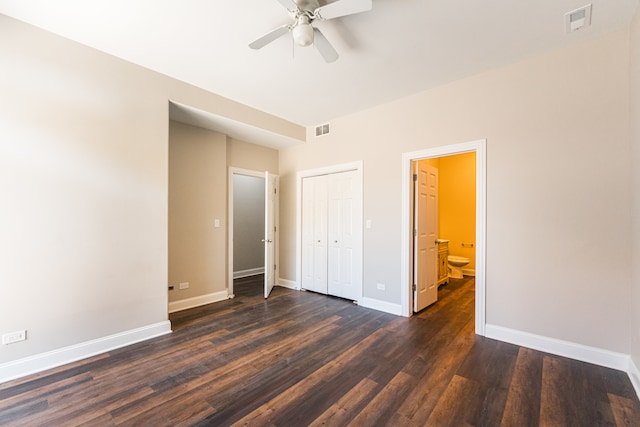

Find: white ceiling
[1,0,638,131]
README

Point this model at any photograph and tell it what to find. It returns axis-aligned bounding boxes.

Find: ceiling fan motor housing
[294,0,320,13]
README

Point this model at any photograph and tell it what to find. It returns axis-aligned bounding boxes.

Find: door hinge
[413,174,417,182]
[274,188,277,194]
[412,284,417,291]
[413,229,417,238]
[274,264,277,270]
[274,226,277,232]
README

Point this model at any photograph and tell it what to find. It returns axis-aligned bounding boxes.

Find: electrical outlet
[2,330,26,345]
[376,283,385,291]
[179,282,189,290]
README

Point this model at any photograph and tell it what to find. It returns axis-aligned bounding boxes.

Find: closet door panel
[301,175,328,294]
[328,171,361,300]
[327,176,341,294]
[301,177,314,290]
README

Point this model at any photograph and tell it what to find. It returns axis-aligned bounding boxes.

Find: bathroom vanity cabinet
[437,240,449,287]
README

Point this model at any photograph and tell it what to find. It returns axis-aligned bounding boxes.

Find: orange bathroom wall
[436,152,476,272]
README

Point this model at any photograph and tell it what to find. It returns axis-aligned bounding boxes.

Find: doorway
[401,140,486,336]
[228,167,279,299]
[232,173,265,297]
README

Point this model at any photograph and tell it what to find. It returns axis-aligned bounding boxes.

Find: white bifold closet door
[301,170,361,301]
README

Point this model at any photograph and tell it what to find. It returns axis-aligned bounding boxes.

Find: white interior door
[414,162,438,311]
[327,171,361,301]
[264,172,278,298]
[301,175,328,294]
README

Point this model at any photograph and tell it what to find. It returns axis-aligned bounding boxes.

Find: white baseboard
[168,290,229,313]
[629,357,640,400]
[359,297,402,316]
[485,324,630,371]
[0,321,171,384]
[462,268,476,276]
[233,267,264,279]
[278,278,300,290]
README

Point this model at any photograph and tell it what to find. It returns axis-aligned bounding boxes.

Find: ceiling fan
[249,0,372,63]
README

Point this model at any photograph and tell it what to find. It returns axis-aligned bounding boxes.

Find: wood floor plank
[401,291,475,380]
[0,398,48,426]
[307,378,380,427]
[500,347,543,427]
[0,371,93,412]
[609,393,640,426]
[1,276,638,426]
[425,374,482,426]
[117,394,216,427]
[0,353,110,393]
[396,320,476,424]
[201,313,394,424]
[230,329,386,426]
[540,355,618,426]
[348,371,418,426]
[111,315,341,424]
[0,373,96,425]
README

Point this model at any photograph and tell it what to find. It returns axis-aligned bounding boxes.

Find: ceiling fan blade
[314,0,372,20]
[313,28,338,63]
[249,25,291,50]
[275,0,298,11]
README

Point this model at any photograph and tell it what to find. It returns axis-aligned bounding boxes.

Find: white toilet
[447,255,470,279]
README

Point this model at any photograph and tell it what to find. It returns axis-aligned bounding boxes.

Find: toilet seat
[447,255,470,264]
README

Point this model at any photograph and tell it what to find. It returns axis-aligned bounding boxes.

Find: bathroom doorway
[401,140,486,335]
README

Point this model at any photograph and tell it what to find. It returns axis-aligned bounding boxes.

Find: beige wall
[0,15,299,365]
[168,122,280,303]
[227,137,279,174]
[168,122,226,302]
[437,153,476,271]
[280,29,632,353]
[630,5,640,371]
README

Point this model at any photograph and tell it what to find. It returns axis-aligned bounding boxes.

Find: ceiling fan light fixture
[293,16,314,47]
[249,0,373,62]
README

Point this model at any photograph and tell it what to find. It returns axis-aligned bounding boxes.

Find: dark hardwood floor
[1,275,639,426]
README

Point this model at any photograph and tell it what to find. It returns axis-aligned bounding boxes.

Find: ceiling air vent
[315,123,330,137]
[565,4,592,33]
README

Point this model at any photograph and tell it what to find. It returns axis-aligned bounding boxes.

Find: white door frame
[228,166,266,299]
[401,140,486,336]
[296,161,363,299]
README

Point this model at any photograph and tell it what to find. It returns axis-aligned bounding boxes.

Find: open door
[264,172,279,298]
[413,161,438,311]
